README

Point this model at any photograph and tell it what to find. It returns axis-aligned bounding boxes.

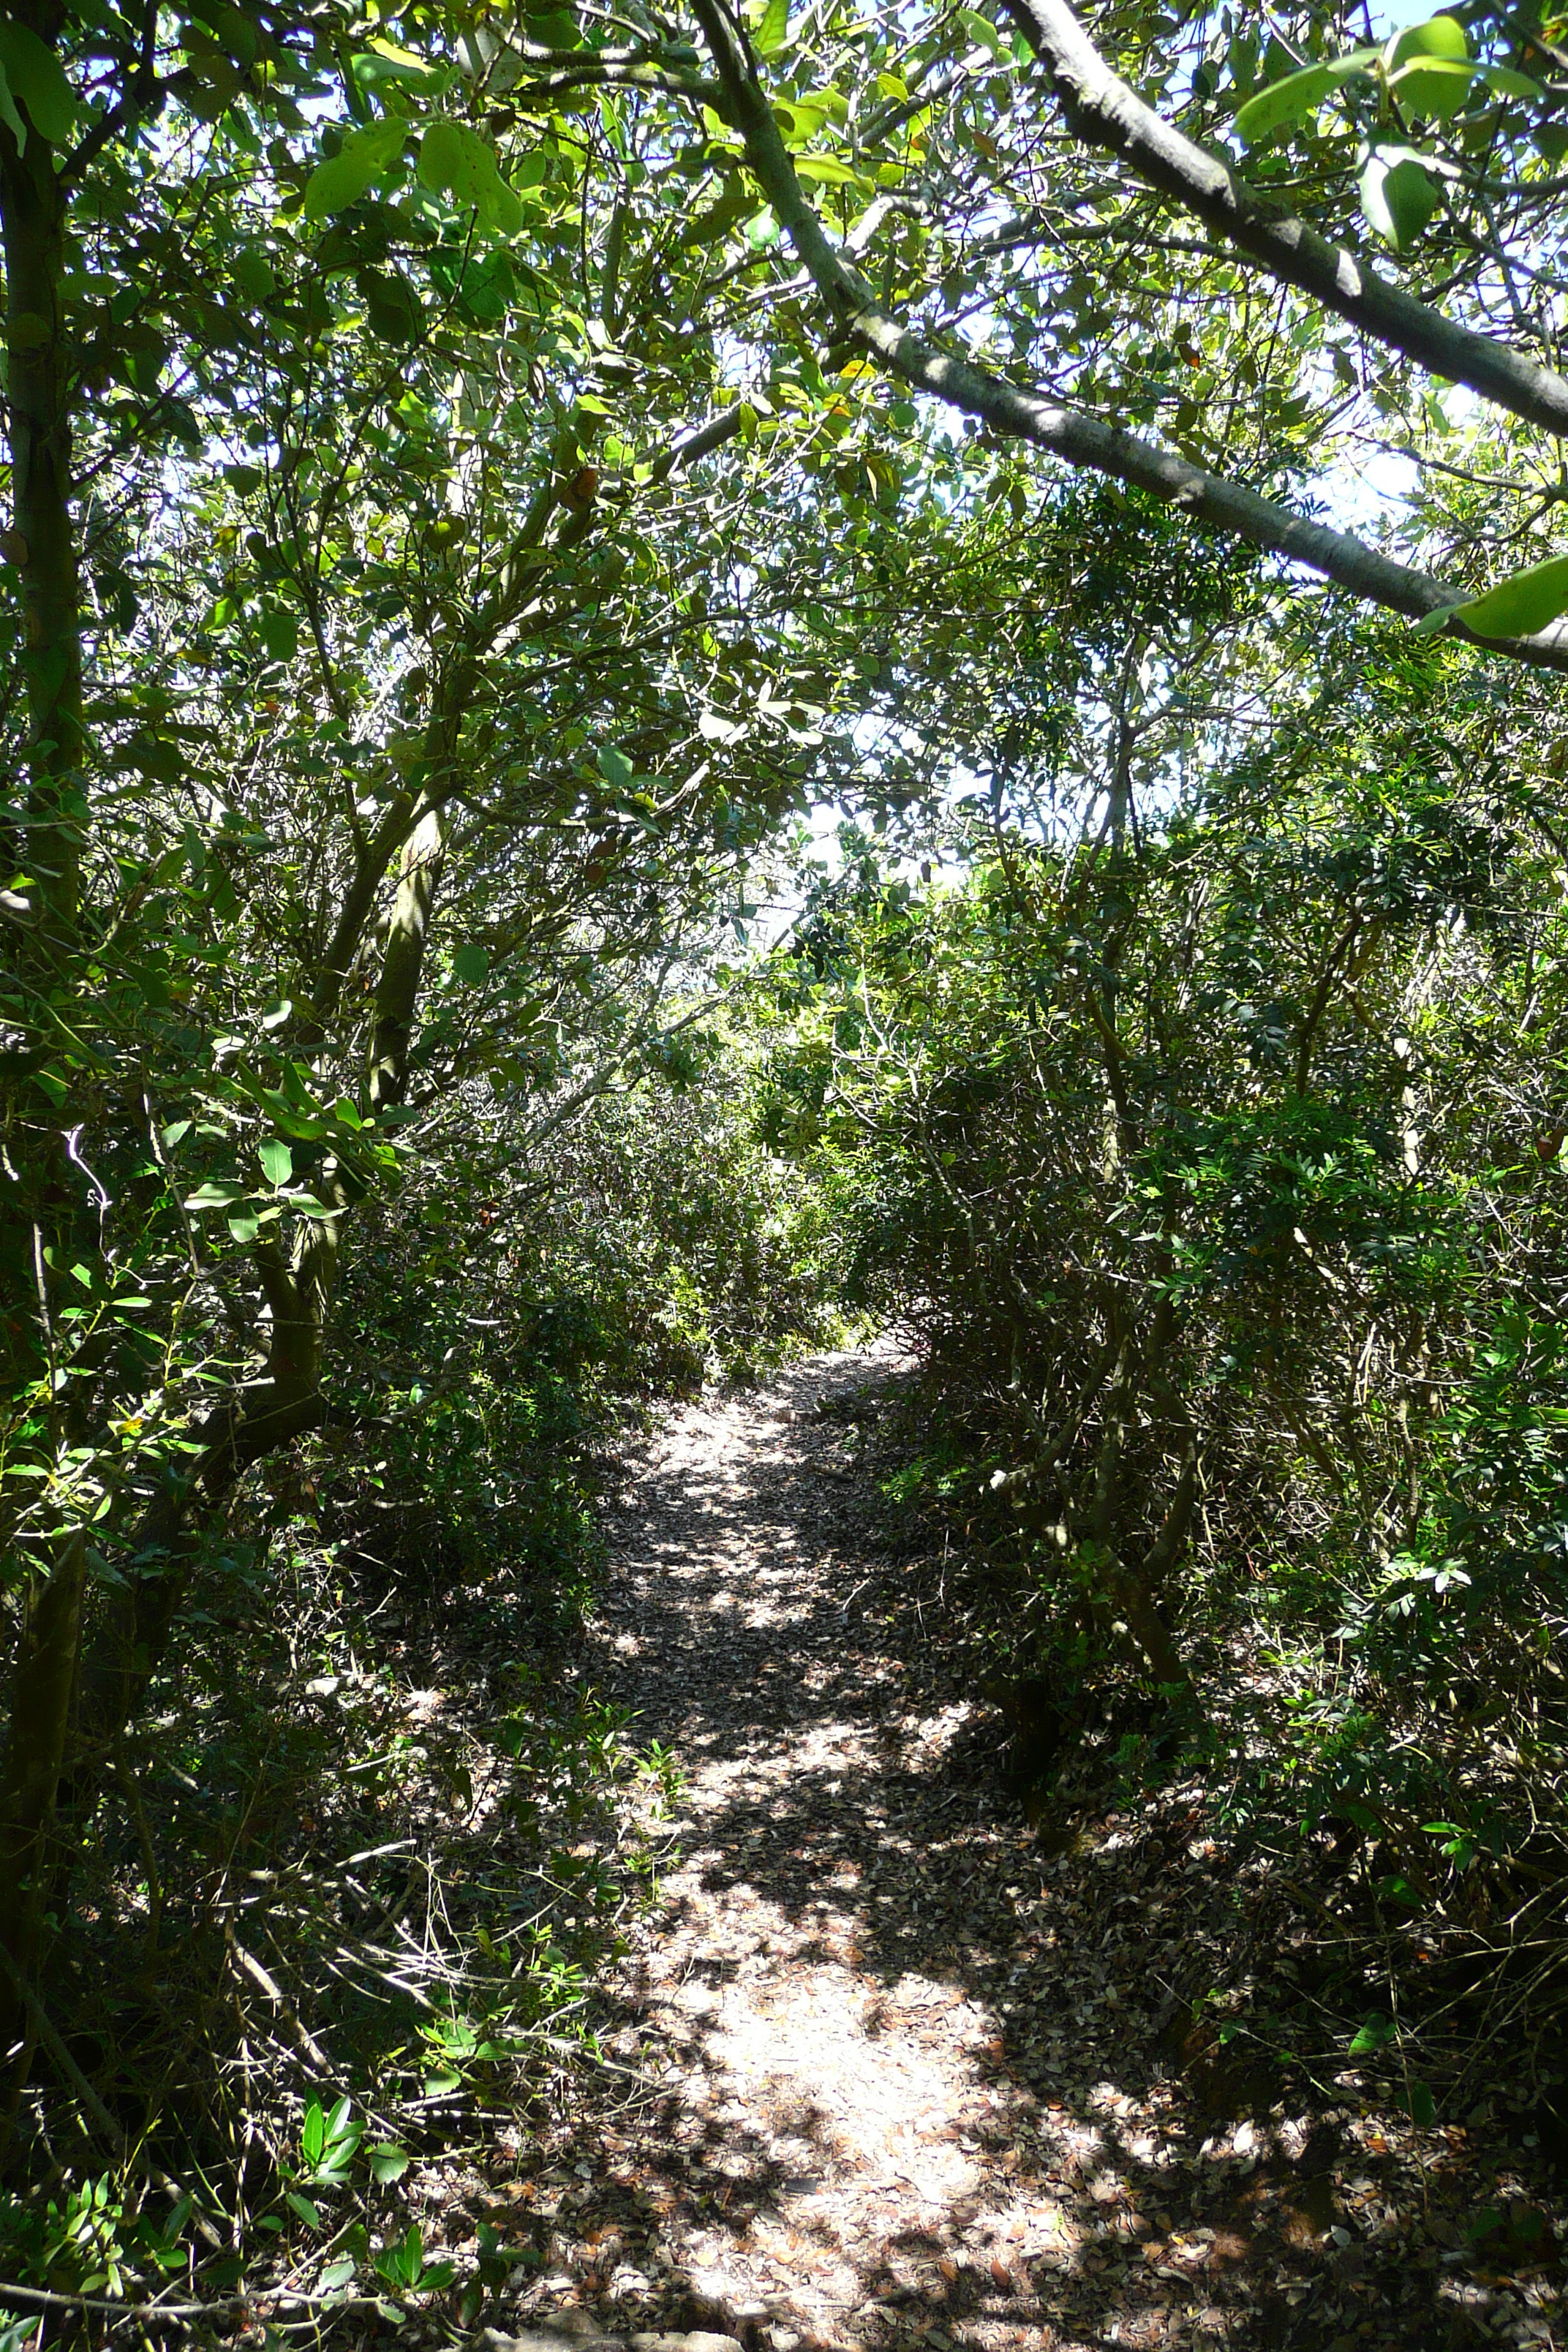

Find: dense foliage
[748,487,1568,2115]
[8,0,1568,2315]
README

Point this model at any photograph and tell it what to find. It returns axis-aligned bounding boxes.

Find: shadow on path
[478,1346,1558,2352]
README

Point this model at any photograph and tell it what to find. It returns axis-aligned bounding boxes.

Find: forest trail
[476,1345,1549,2352]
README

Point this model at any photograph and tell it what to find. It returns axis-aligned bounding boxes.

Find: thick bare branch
[998,0,1568,441]
[687,0,1568,671]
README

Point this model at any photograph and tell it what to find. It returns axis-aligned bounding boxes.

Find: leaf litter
[441,1343,1567,2352]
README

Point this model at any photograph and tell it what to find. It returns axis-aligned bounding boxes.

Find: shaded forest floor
[444,1344,1566,2352]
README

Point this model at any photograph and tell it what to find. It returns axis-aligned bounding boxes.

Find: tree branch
[997,0,1568,441]
[687,0,1568,670]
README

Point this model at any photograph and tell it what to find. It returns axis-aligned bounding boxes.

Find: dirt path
[478,1345,1564,2352]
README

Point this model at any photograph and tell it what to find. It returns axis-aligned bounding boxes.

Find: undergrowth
[0,1074,826,2338]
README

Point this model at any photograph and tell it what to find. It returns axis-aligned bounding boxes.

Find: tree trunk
[68,800,447,1746]
[1,105,82,941]
[0,1531,87,2052]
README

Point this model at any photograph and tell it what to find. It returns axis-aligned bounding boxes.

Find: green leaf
[0,59,27,150]
[0,21,78,146]
[258,1138,293,1188]
[418,118,524,235]
[318,2259,358,2290]
[754,0,789,55]
[1387,14,1468,67]
[1406,2078,1437,2128]
[301,2099,325,2166]
[1348,2011,1396,2054]
[357,265,423,344]
[353,36,445,88]
[374,2226,424,2288]
[260,607,298,663]
[1451,550,1568,639]
[598,743,635,789]
[184,1180,245,1209]
[1388,53,1476,118]
[366,2143,410,2182]
[1477,62,1543,98]
[285,2190,325,2231]
[794,154,861,185]
[301,120,409,222]
[227,1207,260,1243]
[1360,152,1441,248]
[453,942,489,987]
[1233,49,1376,142]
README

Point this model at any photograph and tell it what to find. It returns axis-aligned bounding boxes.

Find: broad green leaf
[353,36,445,86]
[374,2226,423,2287]
[227,1207,260,1243]
[301,120,409,222]
[184,1180,245,1209]
[959,7,1007,59]
[301,2099,325,2166]
[1477,62,1543,99]
[0,21,78,146]
[1406,2079,1437,2128]
[260,607,298,663]
[1360,151,1440,247]
[325,2096,358,2146]
[598,744,635,788]
[775,99,828,141]
[1387,14,1467,66]
[285,2190,325,2231]
[1348,2012,1395,2054]
[318,2260,358,2290]
[0,59,26,150]
[1388,53,1475,117]
[1384,15,1499,118]
[259,1138,293,1187]
[527,9,580,47]
[418,118,524,235]
[794,154,861,185]
[367,2144,410,2182]
[1451,551,1568,638]
[1233,49,1376,142]
[453,942,489,986]
[754,0,789,56]
[358,265,423,344]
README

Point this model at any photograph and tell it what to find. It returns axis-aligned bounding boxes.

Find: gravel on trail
[474,1344,1566,2352]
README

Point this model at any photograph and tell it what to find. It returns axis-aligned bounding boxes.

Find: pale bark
[690,0,1568,671]
[999,0,1568,443]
